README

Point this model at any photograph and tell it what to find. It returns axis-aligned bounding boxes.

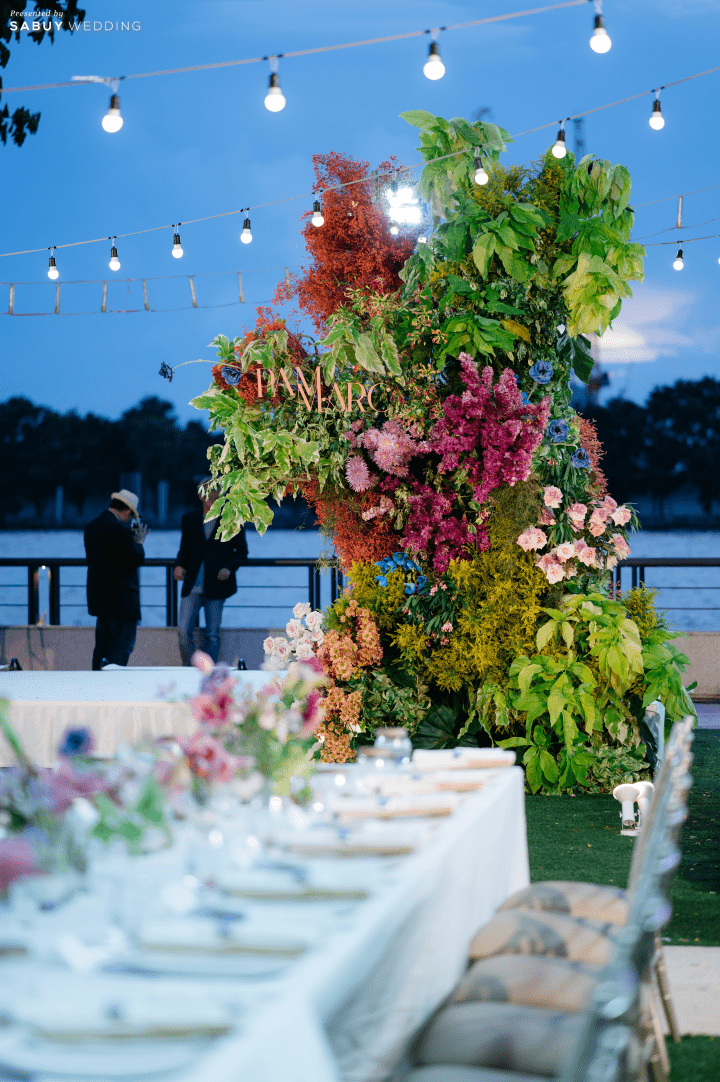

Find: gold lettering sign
[253,365,383,413]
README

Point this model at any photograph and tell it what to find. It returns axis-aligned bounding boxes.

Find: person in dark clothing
[174,482,248,665]
[84,489,147,670]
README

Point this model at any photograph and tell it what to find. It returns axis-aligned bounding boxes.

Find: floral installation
[263,606,325,668]
[192,111,694,790]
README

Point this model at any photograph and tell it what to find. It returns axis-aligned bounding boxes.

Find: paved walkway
[663,947,720,1035]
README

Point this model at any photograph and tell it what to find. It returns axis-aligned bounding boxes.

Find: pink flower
[0,837,43,896]
[588,509,608,537]
[429,586,438,596]
[606,554,618,570]
[612,534,631,558]
[536,554,565,583]
[554,542,576,563]
[177,732,238,784]
[564,563,578,579]
[295,641,315,661]
[543,486,563,508]
[611,506,632,526]
[441,621,453,632]
[567,503,587,529]
[576,544,598,568]
[538,506,555,526]
[517,527,548,552]
[602,496,618,513]
[191,651,214,676]
[345,455,375,493]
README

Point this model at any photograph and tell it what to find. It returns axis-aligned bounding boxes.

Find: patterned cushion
[497,881,628,925]
[467,910,618,965]
[451,954,601,1012]
[405,1067,547,1082]
[413,1001,580,1077]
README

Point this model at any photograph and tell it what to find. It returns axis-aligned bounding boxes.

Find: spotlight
[102,93,123,132]
[423,42,445,80]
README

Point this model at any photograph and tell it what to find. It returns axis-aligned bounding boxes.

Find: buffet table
[0,668,271,766]
[0,762,529,1082]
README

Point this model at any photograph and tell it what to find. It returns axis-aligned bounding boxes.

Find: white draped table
[0,668,271,766]
[0,766,529,1082]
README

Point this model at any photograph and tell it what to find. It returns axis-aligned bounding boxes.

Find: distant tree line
[0,396,221,525]
[584,376,720,515]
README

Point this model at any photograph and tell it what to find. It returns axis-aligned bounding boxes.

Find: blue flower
[392,552,406,566]
[404,583,417,595]
[58,726,95,757]
[529,361,554,384]
[407,561,422,574]
[521,392,530,405]
[571,448,591,469]
[221,366,243,386]
[376,558,393,573]
[547,419,569,443]
[375,575,389,588]
[417,576,428,587]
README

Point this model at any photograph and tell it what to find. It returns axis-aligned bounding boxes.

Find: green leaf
[536,620,556,651]
[400,109,439,130]
[471,233,496,278]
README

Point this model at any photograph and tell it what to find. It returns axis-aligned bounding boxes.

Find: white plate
[106,951,292,979]
[0,1029,205,1077]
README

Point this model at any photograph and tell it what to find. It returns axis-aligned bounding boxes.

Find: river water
[1,529,718,631]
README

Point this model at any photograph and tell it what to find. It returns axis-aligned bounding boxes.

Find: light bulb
[109,244,120,271]
[311,199,324,227]
[423,42,445,80]
[417,236,427,244]
[673,249,684,271]
[240,215,253,244]
[551,129,567,159]
[172,231,183,258]
[589,14,611,53]
[47,255,59,280]
[264,73,286,112]
[102,93,123,133]
[649,100,665,130]
[474,156,489,185]
[390,225,399,236]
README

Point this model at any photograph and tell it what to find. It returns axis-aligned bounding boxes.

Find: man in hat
[84,489,148,670]
[174,481,247,665]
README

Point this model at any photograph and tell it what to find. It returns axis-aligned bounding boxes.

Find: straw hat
[111,489,140,518]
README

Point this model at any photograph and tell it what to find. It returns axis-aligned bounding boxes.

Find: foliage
[1,2,86,146]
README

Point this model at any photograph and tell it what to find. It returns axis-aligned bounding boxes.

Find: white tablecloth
[0,669,272,766]
[172,767,528,1082]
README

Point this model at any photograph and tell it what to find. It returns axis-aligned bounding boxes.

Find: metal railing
[612,557,720,614]
[0,558,344,627]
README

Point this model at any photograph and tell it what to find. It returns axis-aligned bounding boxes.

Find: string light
[47,248,58,280]
[649,92,665,130]
[551,124,567,158]
[311,199,324,227]
[109,239,121,271]
[589,1,611,53]
[172,226,183,258]
[390,225,399,235]
[673,248,684,270]
[264,59,286,112]
[423,40,445,80]
[417,235,427,244]
[240,211,253,244]
[474,155,489,185]
[102,93,123,132]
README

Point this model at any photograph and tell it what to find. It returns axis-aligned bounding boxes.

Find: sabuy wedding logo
[9,11,141,31]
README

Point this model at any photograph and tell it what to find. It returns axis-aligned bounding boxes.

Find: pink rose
[602,496,618,513]
[606,554,618,570]
[611,506,632,526]
[0,837,43,896]
[538,506,555,526]
[517,527,548,552]
[564,563,578,579]
[536,554,565,583]
[567,502,587,528]
[577,545,598,568]
[554,542,576,563]
[612,534,631,558]
[588,509,608,537]
[543,486,563,509]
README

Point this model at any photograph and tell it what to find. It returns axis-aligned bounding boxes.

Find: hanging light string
[0,1,596,94]
[2,62,720,261]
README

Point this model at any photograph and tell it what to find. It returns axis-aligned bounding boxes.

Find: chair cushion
[451,954,601,1012]
[413,1001,580,1077]
[497,881,628,925]
[467,910,618,965]
[405,1067,548,1082]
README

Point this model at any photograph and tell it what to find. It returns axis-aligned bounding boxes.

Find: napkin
[329,792,457,821]
[217,865,369,902]
[137,915,313,957]
[411,748,515,770]
[281,823,429,857]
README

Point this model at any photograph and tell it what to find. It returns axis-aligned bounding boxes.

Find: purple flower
[571,448,591,469]
[529,361,554,384]
[547,419,569,443]
[58,727,95,757]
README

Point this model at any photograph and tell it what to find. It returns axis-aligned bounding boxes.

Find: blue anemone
[404,583,417,595]
[547,419,569,444]
[221,366,243,386]
[529,360,554,384]
[571,448,591,469]
[374,575,389,588]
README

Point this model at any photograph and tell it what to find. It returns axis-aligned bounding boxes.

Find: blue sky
[3,0,720,423]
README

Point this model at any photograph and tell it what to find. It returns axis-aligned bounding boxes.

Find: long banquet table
[0,668,271,766]
[0,762,529,1082]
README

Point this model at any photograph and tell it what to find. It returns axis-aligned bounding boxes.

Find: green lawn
[525,731,720,946]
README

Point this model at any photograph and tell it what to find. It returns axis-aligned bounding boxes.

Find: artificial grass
[525,730,720,946]
[668,1037,720,1082]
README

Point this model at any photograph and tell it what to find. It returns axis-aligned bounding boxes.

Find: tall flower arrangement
[194,112,694,788]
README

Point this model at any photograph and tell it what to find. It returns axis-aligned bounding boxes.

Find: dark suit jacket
[175,510,248,600]
[84,509,145,621]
